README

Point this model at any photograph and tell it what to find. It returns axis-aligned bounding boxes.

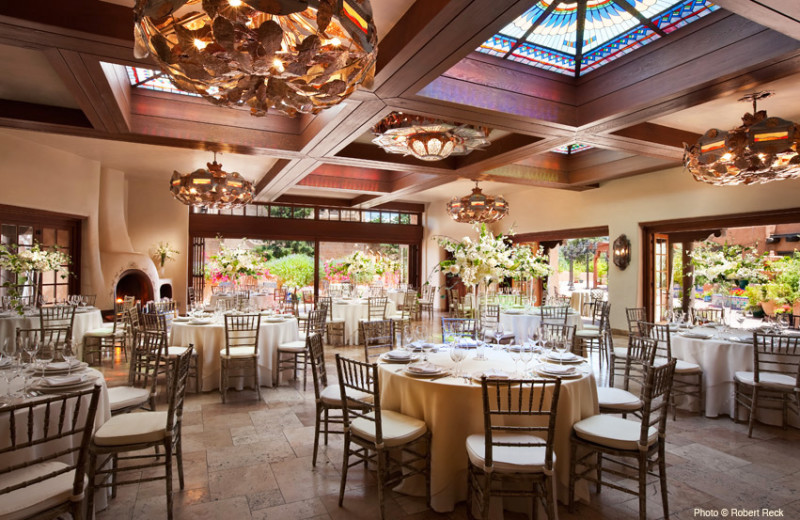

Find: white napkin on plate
[540,364,577,375]
[548,352,577,361]
[42,374,84,387]
[406,362,440,374]
[386,350,412,360]
[474,368,510,380]
[46,360,81,370]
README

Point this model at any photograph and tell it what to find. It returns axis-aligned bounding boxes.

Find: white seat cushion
[220,346,257,358]
[655,357,701,374]
[613,347,628,359]
[319,385,374,407]
[388,314,408,321]
[84,327,123,338]
[465,433,554,473]
[351,410,427,448]
[597,387,642,411]
[0,461,81,520]
[278,340,306,352]
[107,385,150,411]
[573,414,656,451]
[575,330,600,339]
[583,323,600,330]
[166,345,196,357]
[93,411,168,446]
[734,371,796,390]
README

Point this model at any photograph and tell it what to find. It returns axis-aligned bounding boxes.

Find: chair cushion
[93,411,168,446]
[613,347,628,359]
[575,330,600,339]
[465,433,553,473]
[734,371,797,389]
[655,357,701,374]
[597,387,642,411]
[573,414,656,451]
[166,346,196,357]
[583,324,600,330]
[84,327,123,338]
[351,410,427,448]
[319,385,374,407]
[0,461,82,520]
[278,340,306,352]
[388,314,408,321]
[220,346,257,358]
[107,385,150,412]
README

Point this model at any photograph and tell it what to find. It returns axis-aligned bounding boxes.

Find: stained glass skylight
[477,0,718,76]
[552,143,593,154]
[125,66,201,97]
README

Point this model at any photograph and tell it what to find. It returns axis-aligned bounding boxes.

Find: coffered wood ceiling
[0,0,799,208]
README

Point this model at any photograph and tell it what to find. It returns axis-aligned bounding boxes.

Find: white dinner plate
[42,361,87,375]
[404,364,447,377]
[533,363,582,378]
[380,352,420,364]
[471,369,511,381]
[544,352,583,364]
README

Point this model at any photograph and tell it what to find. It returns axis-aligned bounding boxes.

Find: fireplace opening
[160,283,173,299]
[115,270,154,305]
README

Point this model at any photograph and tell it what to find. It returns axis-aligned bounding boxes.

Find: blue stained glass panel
[476,0,718,76]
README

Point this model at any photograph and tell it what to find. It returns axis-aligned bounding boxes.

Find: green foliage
[266,254,314,288]
[253,241,314,260]
[764,252,800,304]
[743,284,766,310]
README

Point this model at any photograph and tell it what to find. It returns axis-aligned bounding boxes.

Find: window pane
[270,206,292,218]
[55,285,68,302]
[42,228,56,247]
[2,225,16,246]
[18,227,33,247]
[57,229,70,248]
[294,207,314,219]
[42,285,55,303]
[318,208,330,220]
[399,214,410,225]
[257,205,270,217]
[410,214,419,225]
[231,206,245,216]
[42,270,55,285]
[328,209,340,220]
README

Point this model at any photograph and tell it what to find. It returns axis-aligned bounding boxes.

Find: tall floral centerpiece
[204,241,269,288]
[511,244,553,303]
[151,242,179,276]
[689,243,767,291]
[0,243,70,315]
[436,223,514,307]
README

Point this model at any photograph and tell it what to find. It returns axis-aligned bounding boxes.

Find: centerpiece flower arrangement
[204,240,269,286]
[0,243,71,314]
[152,242,179,273]
[435,223,514,290]
[689,243,768,289]
[510,244,552,303]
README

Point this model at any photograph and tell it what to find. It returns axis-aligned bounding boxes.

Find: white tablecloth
[386,290,406,309]
[0,308,104,359]
[0,367,111,510]
[171,318,298,391]
[208,293,271,310]
[332,299,397,345]
[569,291,593,314]
[500,309,582,344]
[378,349,598,514]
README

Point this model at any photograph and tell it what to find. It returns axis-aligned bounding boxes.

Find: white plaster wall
[423,167,800,328]
[0,131,104,300]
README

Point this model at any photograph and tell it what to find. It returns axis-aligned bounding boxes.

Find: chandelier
[170,153,254,208]
[446,182,508,224]
[133,0,377,117]
[684,91,800,185]
[372,112,490,161]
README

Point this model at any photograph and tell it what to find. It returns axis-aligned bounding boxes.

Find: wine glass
[449,340,466,376]
[555,338,570,366]
[62,340,77,375]
[22,336,39,368]
[414,325,426,347]
[520,343,534,378]
[37,342,55,378]
[494,323,504,349]
[777,313,790,334]
[508,342,522,376]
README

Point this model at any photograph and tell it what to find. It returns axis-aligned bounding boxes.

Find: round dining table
[378,348,598,515]
[0,307,104,359]
[499,308,582,344]
[331,299,397,345]
[171,316,299,392]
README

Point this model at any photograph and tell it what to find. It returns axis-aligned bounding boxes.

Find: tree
[253,241,314,261]
[560,238,598,289]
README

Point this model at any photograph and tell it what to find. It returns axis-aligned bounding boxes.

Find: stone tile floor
[94,316,800,520]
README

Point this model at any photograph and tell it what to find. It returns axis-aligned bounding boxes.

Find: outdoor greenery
[266,253,314,288]
[253,240,314,260]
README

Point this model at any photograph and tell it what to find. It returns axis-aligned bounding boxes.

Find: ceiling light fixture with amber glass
[684,91,800,185]
[133,0,377,117]
[170,153,254,208]
[372,112,491,162]
[446,182,508,224]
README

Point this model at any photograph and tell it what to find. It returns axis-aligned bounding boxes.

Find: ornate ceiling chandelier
[133,0,377,117]
[684,91,800,185]
[446,182,508,224]
[170,153,254,208]
[372,112,491,161]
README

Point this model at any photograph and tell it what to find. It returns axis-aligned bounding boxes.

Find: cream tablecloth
[208,293,271,310]
[332,299,397,345]
[568,291,593,315]
[378,349,598,514]
[171,317,298,391]
[0,308,104,359]
[500,309,582,344]
[386,290,406,309]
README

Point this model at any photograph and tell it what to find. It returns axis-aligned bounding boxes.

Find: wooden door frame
[640,206,800,321]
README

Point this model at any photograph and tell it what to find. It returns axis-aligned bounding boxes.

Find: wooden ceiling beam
[0,99,92,130]
[712,0,800,41]
[568,156,677,185]
[296,174,392,193]
[255,159,292,194]
[610,123,700,150]
[334,142,460,173]
[257,158,321,202]
[575,134,685,161]
[354,175,456,209]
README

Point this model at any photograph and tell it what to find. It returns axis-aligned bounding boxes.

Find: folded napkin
[540,364,577,375]
[679,331,713,339]
[46,360,81,370]
[386,350,412,360]
[42,374,84,387]
[473,368,510,380]
[0,358,11,368]
[406,362,441,374]
[547,352,577,361]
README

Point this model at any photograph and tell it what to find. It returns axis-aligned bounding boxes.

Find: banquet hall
[0,1,800,519]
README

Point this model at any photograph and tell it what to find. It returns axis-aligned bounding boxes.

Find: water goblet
[449,340,466,377]
[494,323,504,350]
[555,338,570,365]
[421,342,434,362]
[62,340,77,376]
[37,342,55,378]
[22,336,39,368]
[520,343,534,377]
[509,343,522,376]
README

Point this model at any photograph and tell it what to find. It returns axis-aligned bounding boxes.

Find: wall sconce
[613,234,631,270]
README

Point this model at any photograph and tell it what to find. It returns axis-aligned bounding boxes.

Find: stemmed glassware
[519,343,534,377]
[508,341,522,376]
[494,323,504,349]
[62,340,77,376]
[449,339,466,376]
[555,338,570,365]
[37,342,54,378]
[22,336,39,368]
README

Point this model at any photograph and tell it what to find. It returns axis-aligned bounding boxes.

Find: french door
[653,233,670,322]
